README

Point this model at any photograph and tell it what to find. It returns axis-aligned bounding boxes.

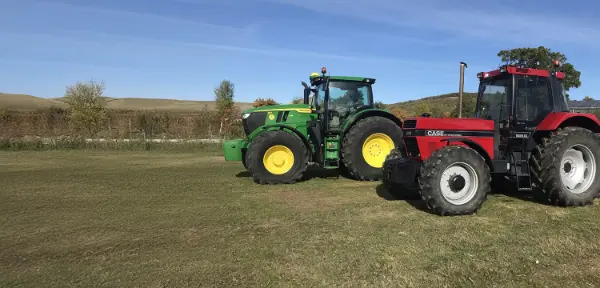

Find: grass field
[3,150,600,287]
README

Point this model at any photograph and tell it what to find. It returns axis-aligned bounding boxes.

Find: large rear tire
[418,145,491,216]
[246,130,308,184]
[341,116,403,181]
[531,127,600,206]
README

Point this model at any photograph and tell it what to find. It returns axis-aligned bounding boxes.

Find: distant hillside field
[0,93,254,112]
[0,91,474,114]
[387,92,478,117]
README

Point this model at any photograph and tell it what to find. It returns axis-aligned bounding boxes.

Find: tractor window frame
[475,76,511,123]
[323,80,373,132]
[513,75,553,125]
[326,80,373,108]
[552,79,569,112]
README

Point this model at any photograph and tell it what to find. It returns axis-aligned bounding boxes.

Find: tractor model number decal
[511,132,531,138]
[426,130,462,137]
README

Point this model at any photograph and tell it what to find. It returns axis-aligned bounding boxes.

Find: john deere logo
[269,114,275,120]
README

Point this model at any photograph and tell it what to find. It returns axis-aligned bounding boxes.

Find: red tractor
[383,61,600,216]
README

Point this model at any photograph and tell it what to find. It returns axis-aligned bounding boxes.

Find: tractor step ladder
[323,134,340,169]
[515,159,532,191]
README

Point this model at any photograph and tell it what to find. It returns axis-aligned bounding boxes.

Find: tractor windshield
[475,77,510,122]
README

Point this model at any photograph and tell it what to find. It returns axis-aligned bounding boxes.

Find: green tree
[497,46,581,100]
[64,80,108,137]
[583,96,594,101]
[214,80,235,117]
[214,80,237,137]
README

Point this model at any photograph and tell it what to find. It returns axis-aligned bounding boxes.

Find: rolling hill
[387,92,478,116]
[0,93,254,112]
[1,91,477,114]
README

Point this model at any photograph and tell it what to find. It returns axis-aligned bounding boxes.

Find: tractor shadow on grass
[375,176,551,215]
[487,176,551,206]
[375,184,428,212]
[235,165,347,183]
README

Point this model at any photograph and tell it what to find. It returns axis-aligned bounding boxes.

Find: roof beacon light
[553,59,560,67]
[321,67,327,74]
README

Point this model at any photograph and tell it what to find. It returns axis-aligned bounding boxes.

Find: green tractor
[223,67,404,184]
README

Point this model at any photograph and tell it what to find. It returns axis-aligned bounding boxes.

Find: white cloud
[0,29,447,69]
[265,0,600,46]
[0,0,454,67]
[2,0,259,46]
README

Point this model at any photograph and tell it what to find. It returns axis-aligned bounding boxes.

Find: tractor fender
[536,112,600,133]
[341,109,403,136]
[439,137,494,170]
[248,124,314,161]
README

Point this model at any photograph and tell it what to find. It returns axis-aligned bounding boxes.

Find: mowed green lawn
[3,150,600,287]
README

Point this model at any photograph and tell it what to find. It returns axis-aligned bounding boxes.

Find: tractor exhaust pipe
[458,62,467,118]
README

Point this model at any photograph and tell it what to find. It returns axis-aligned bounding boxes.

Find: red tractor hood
[405,117,494,131]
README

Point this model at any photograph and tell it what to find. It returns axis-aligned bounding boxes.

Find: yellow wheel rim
[362,133,394,168]
[263,145,295,175]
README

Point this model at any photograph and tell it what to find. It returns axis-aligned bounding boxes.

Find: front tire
[531,127,600,206]
[341,116,403,181]
[246,130,308,184]
[419,146,491,216]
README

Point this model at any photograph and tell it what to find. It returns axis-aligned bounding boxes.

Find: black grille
[403,120,417,129]
[243,112,267,135]
[404,137,419,157]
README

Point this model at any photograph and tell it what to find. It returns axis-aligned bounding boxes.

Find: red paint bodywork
[405,117,495,161]
[412,117,494,131]
[479,66,565,79]
[404,112,600,163]
[414,136,495,161]
[536,112,600,131]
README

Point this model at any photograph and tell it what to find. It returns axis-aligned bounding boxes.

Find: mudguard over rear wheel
[531,127,600,206]
[418,145,491,216]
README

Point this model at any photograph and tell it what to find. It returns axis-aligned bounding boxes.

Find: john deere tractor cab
[223,67,403,184]
[383,61,600,216]
[305,68,378,131]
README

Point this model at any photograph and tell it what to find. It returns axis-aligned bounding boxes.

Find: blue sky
[1,0,599,104]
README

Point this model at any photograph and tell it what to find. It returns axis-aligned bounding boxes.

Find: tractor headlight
[242,113,251,119]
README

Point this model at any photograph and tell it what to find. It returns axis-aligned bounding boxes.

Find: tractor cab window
[475,78,509,122]
[515,76,552,121]
[326,81,370,128]
[554,80,570,112]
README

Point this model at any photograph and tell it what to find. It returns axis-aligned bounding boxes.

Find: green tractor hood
[243,103,313,114]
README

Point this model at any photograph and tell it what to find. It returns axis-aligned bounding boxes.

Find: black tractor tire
[242,151,248,169]
[246,130,308,184]
[341,116,403,181]
[418,145,491,216]
[382,148,420,199]
[530,127,600,206]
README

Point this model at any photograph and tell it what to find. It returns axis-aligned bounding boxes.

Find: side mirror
[421,113,431,118]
